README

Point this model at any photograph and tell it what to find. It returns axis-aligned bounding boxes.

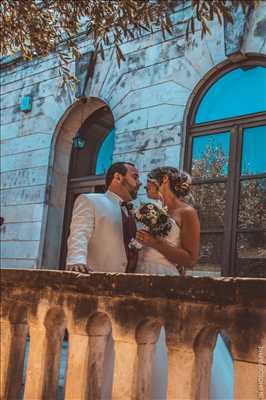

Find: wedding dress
[135,219,233,400]
[136,218,180,277]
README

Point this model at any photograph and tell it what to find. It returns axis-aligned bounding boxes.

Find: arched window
[185,60,266,277]
[96,128,115,175]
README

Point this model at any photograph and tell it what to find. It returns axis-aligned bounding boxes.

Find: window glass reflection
[238,178,266,229]
[198,233,224,272]
[191,132,230,178]
[192,182,227,229]
[96,128,115,175]
[241,125,266,176]
[237,232,266,259]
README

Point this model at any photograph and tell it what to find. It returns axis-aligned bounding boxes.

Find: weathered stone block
[1,204,44,223]
[0,166,48,189]
[1,241,40,259]
[1,134,52,157]
[0,185,46,206]
[1,148,50,173]
[114,123,181,155]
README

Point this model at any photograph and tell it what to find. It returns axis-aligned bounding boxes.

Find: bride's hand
[136,230,159,248]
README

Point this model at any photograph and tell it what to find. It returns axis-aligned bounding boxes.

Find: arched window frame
[184,56,266,277]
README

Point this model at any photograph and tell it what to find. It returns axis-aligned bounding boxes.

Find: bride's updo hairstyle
[148,167,192,198]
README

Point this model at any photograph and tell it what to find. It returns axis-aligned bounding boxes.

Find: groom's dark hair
[105,162,135,188]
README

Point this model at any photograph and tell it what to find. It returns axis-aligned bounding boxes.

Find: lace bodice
[136,219,180,276]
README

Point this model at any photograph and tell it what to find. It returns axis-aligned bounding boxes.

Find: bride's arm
[136,208,200,268]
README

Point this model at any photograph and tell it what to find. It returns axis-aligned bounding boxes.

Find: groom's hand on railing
[66,264,93,273]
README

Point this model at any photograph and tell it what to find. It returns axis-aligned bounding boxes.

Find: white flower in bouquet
[134,202,172,238]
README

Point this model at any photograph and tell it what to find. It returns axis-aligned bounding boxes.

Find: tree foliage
[0,0,260,83]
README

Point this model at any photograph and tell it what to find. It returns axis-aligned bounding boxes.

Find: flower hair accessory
[175,182,190,192]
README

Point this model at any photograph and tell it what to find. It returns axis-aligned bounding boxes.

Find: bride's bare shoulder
[172,204,199,227]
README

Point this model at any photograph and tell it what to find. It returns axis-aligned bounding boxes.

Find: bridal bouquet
[129,202,172,251]
[134,202,172,237]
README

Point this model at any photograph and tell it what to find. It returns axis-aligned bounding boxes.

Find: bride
[136,166,200,276]
[135,166,200,400]
[135,166,233,400]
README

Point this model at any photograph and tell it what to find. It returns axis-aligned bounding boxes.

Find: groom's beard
[122,180,139,200]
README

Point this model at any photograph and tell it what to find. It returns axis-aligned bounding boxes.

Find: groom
[66,162,141,273]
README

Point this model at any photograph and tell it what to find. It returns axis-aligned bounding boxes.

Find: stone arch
[40,96,112,269]
[193,326,234,400]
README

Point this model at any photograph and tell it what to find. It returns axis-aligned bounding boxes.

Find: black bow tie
[120,201,134,212]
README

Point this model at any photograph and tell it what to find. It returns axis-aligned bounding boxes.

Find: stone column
[24,308,66,400]
[193,329,218,400]
[64,333,90,400]
[23,326,48,400]
[167,344,196,400]
[112,334,138,400]
[0,320,28,400]
[136,343,156,400]
[135,320,161,400]
[88,334,111,400]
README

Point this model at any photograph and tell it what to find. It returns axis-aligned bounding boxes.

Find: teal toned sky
[195,66,266,124]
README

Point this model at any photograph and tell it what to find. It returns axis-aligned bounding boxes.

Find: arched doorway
[59,106,115,268]
[184,56,266,277]
[41,97,115,269]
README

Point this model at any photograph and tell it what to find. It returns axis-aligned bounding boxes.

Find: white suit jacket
[66,191,128,272]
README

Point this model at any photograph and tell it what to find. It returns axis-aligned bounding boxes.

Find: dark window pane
[96,128,115,175]
[238,178,266,229]
[237,231,266,259]
[192,182,227,229]
[236,232,266,277]
[198,233,223,272]
[241,125,266,176]
[195,66,266,123]
[191,132,230,178]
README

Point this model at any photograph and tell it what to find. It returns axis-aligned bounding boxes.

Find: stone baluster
[0,319,28,400]
[65,311,112,400]
[23,325,48,399]
[167,342,196,400]
[64,333,90,400]
[135,320,162,400]
[165,309,203,400]
[24,307,66,400]
[193,328,219,400]
[112,328,138,400]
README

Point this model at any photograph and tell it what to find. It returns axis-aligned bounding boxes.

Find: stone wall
[0,1,266,268]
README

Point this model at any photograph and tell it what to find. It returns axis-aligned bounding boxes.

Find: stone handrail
[1,269,265,400]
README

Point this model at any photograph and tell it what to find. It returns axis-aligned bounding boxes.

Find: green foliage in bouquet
[135,202,172,238]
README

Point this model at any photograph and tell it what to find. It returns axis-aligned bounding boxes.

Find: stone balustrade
[1,269,266,400]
